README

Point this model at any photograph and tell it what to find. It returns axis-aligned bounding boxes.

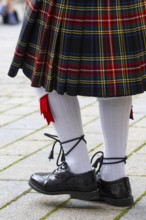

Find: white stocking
[97,96,132,181]
[33,87,92,174]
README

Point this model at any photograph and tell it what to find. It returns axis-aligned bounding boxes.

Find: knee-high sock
[97,96,132,181]
[33,87,92,174]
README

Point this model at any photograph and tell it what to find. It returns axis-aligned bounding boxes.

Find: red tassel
[40,94,55,125]
[130,106,134,120]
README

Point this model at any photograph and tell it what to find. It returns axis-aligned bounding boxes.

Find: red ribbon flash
[40,94,55,125]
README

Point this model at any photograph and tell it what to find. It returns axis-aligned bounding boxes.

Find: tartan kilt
[8,0,146,97]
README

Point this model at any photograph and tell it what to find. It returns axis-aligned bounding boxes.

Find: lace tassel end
[40,94,55,125]
[61,152,65,162]
[48,150,54,160]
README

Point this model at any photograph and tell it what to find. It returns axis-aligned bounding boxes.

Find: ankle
[91,151,127,181]
[45,133,92,174]
[66,158,92,174]
[62,135,92,174]
[100,163,126,181]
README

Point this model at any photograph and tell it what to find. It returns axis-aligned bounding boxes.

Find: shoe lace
[90,151,127,174]
[44,133,87,170]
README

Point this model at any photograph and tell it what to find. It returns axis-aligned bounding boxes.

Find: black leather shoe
[29,134,99,201]
[96,175,134,206]
[29,162,99,201]
[91,151,134,206]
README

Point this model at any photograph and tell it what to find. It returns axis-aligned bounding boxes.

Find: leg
[34,87,92,174]
[48,90,93,174]
[98,96,132,181]
[29,88,99,201]
[94,96,134,206]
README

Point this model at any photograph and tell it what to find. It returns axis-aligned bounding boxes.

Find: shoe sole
[97,196,134,207]
[29,180,100,201]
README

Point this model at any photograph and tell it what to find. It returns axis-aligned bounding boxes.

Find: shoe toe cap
[30,173,49,186]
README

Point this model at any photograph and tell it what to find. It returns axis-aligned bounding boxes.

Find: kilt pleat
[8,0,146,97]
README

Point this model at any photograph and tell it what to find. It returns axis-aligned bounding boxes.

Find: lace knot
[44,133,86,167]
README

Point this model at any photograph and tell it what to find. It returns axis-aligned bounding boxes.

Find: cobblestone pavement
[0,4,146,220]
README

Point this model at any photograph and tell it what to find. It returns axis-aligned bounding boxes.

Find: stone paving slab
[2,113,45,130]
[126,140,144,155]
[41,177,146,219]
[45,200,123,220]
[138,144,146,154]
[0,180,29,208]
[0,192,69,220]
[0,136,145,181]
[0,153,57,180]
[3,105,37,115]
[0,104,21,113]
[120,194,146,220]
[0,177,146,220]
[0,140,50,156]
[0,128,34,148]
[127,153,146,176]
[134,116,146,127]
[0,155,22,170]
[128,127,146,142]
[0,115,21,127]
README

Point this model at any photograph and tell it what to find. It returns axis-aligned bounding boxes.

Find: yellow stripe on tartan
[11,62,21,68]
[137,1,146,50]
[46,51,146,61]
[107,0,117,95]
[98,0,106,96]
[25,15,35,24]
[54,76,145,85]
[17,40,27,47]
[58,0,69,77]
[46,76,146,85]
[23,62,35,71]
[51,0,66,71]
[52,26,146,35]
[117,0,130,95]
[55,2,141,11]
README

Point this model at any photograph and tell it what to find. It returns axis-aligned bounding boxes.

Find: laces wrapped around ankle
[44,133,86,167]
[91,151,127,174]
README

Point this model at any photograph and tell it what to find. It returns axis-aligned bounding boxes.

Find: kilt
[8,0,146,97]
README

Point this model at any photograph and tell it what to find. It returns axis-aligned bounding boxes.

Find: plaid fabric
[8,0,146,97]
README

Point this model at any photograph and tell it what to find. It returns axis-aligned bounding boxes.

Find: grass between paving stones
[0,189,31,210]
[0,134,145,174]
[0,115,100,172]
[127,142,146,158]
[0,101,98,211]
[0,101,146,217]
[39,197,71,220]
[0,109,38,128]
[81,100,97,109]
[114,191,146,220]
[0,97,35,114]
[0,103,22,114]
[0,100,97,150]
[83,116,99,127]
[0,139,103,173]
[39,190,146,219]
[0,142,51,172]
[129,174,146,177]
[129,114,146,127]
[0,125,47,150]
